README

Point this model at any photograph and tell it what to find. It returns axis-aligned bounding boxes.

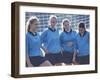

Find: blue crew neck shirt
[41,28,61,54]
[60,30,77,53]
[26,32,42,57]
[76,31,90,56]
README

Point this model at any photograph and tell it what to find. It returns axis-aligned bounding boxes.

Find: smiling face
[29,19,38,32]
[79,27,85,35]
[50,17,57,28]
[78,23,86,36]
[63,21,70,31]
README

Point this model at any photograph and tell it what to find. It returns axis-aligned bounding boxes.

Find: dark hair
[79,23,85,29]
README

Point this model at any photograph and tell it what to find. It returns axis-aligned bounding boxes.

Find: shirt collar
[48,27,56,32]
[29,31,37,36]
[79,31,87,37]
[64,29,72,34]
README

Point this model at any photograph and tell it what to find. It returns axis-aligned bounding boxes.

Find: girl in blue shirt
[26,16,52,67]
[41,15,63,65]
[76,22,90,64]
[60,19,77,65]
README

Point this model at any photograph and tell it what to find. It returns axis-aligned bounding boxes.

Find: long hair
[61,18,71,31]
[26,16,39,32]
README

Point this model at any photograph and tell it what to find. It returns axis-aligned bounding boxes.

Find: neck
[65,28,71,32]
[80,31,86,37]
[49,27,56,32]
[51,27,55,29]
[29,29,36,33]
[80,33,84,36]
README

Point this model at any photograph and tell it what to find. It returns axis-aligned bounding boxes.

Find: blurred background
[25,12,90,34]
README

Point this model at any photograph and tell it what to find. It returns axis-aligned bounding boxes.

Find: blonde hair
[48,15,57,27]
[26,16,39,32]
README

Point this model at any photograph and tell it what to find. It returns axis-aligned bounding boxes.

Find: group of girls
[26,15,90,67]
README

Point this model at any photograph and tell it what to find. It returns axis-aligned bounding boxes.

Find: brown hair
[26,16,39,32]
[61,19,70,31]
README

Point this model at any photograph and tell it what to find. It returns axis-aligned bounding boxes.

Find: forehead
[79,27,85,30]
[63,21,69,24]
[33,20,38,23]
[30,19,38,23]
[50,17,57,20]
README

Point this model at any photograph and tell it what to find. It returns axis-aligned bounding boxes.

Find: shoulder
[41,28,49,37]
[60,31,65,35]
[71,30,77,37]
[42,28,49,34]
[76,32,80,38]
[36,32,41,36]
[26,32,30,37]
[41,28,48,34]
[26,32,32,41]
[72,30,77,33]
[72,30,77,34]
[60,31,65,38]
[85,31,90,38]
[86,31,90,35]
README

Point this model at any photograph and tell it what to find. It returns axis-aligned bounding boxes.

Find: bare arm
[26,53,33,67]
[41,46,48,54]
[72,49,78,64]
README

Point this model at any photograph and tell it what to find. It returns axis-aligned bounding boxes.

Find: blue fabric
[76,31,90,56]
[60,30,77,53]
[41,28,61,54]
[26,32,42,57]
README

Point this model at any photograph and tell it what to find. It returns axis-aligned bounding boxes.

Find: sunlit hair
[61,18,71,31]
[26,16,39,32]
[48,15,57,27]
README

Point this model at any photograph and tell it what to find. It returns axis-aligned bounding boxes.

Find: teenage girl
[60,19,77,65]
[41,15,63,65]
[75,22,90,64]
[26,16,52,67]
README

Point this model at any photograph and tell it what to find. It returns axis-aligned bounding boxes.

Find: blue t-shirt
[26,32,42,57]
[60,30,77,53]
[76,31,90,56]
[41,28,61,54]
